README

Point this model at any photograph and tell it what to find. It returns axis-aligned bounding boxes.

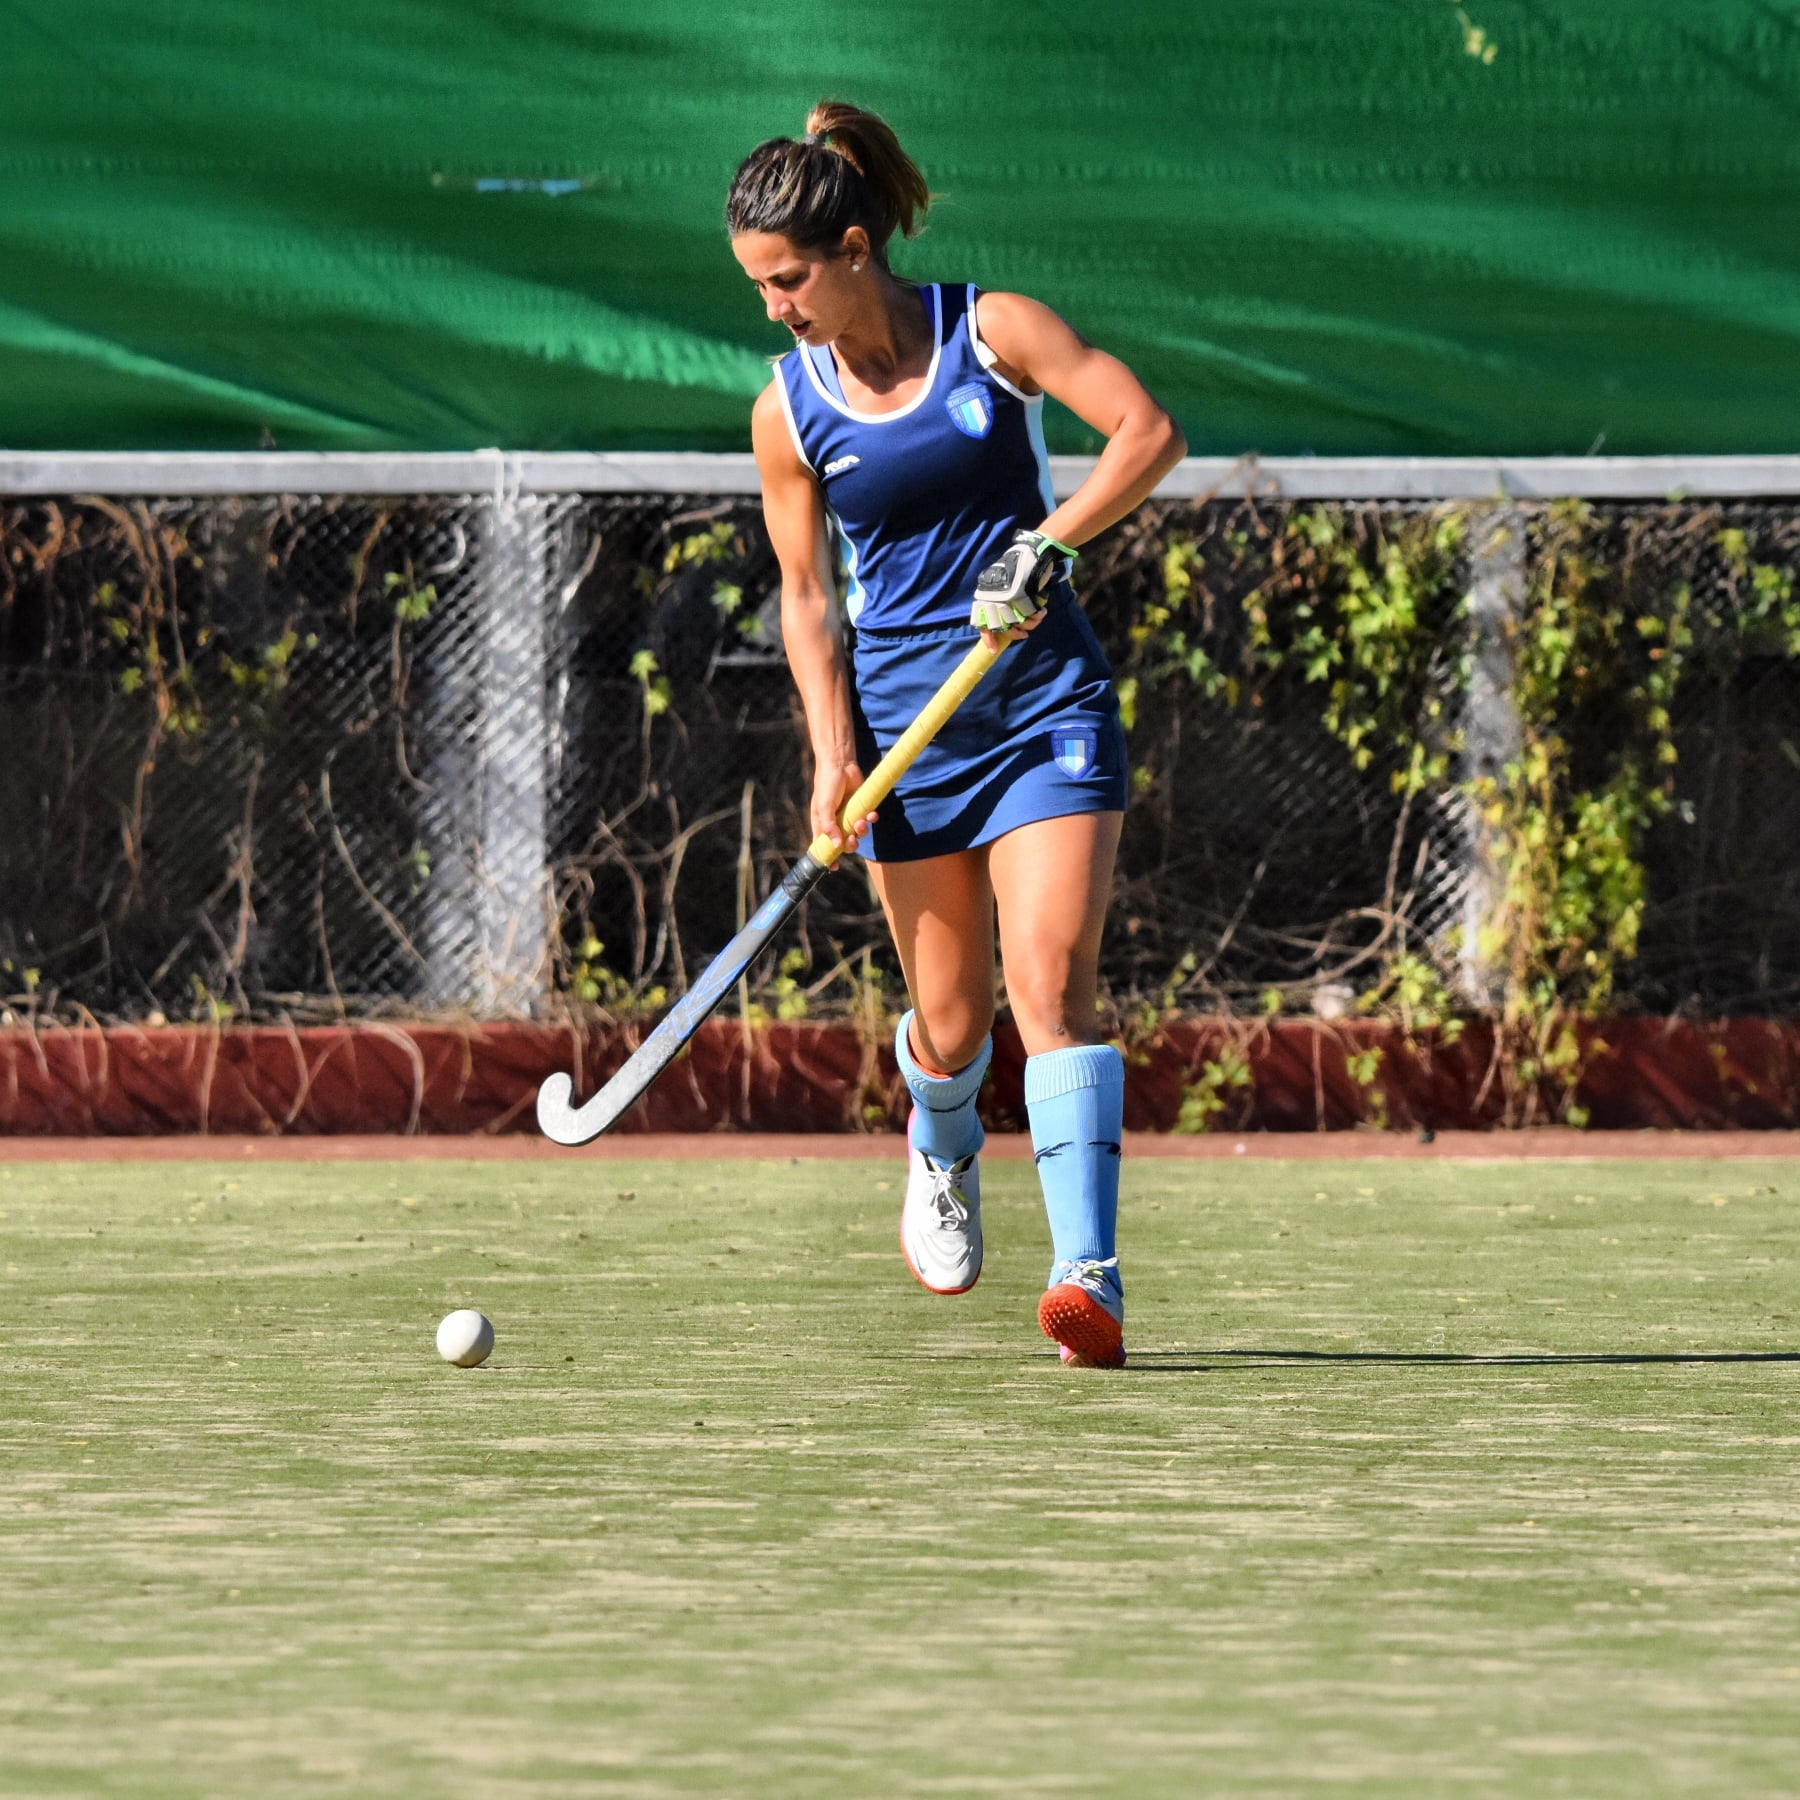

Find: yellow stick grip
[805,637,1007,866]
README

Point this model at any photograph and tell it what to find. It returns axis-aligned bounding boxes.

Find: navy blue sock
[1025,1044,1124,1274]
[895,1011,989,1165]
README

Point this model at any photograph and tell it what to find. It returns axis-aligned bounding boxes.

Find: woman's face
[732,231,860,346]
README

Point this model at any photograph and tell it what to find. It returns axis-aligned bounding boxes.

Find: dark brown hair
[725,101,930,265]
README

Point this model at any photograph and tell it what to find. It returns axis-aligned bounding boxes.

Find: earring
[852,261,863,271]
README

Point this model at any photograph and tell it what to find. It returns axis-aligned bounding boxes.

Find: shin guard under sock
[1025,1043,1124,1273]
[895,1012,990,1166]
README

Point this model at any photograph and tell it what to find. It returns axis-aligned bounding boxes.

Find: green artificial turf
[2,1155,1798,1797]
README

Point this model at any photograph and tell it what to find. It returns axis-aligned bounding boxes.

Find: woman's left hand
[970,528,1074,651]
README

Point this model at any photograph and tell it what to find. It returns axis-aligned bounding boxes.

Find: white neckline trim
[799,285,944,424]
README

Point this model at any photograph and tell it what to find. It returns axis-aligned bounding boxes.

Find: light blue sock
[895,1011,989,1166]
[1025,1044,1124,1276]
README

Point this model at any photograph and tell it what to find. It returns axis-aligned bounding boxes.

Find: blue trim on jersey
[776,281,1061,632]
[803,341,846,404]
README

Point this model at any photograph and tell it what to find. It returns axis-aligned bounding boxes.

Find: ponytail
[725,100,930,263]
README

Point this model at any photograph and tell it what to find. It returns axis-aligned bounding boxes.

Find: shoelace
[923,1160,971,1230]
[1056,1256,1120,1294]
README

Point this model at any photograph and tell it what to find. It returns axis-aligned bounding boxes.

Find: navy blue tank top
[774,281,1060,632]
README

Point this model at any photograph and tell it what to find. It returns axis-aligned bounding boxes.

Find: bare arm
[974,291,1186,549]
[750,382,873,855]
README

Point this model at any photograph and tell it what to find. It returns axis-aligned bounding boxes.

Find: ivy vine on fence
[1129,496,1800,1125]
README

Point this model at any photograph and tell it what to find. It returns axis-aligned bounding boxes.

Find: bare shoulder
[750,377,809,480]
[973,290,1088,358]
[750,377,787,439]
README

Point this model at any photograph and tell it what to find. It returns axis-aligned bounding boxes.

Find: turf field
[3,1154,1798,1797]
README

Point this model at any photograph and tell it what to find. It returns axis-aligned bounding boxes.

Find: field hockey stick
[536,635,1008,1145]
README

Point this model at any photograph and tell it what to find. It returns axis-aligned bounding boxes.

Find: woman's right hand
[812,755,876,858]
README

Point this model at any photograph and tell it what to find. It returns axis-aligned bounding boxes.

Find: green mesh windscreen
[3,1,1797,455]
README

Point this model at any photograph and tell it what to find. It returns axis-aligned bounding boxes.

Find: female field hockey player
[727,102,1185,1367]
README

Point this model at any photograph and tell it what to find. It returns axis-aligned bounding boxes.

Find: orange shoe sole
[1038,1283,1126,1367]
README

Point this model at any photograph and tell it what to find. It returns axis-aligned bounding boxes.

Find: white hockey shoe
[899,1117,983,1295]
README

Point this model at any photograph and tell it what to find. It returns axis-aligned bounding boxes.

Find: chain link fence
[1555,503,1800,1014]
[2,481,1796,1024]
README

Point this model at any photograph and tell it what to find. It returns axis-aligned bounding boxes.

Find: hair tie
[802,130,825,146]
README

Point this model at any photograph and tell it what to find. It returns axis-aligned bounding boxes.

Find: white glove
[969,528,1078,634]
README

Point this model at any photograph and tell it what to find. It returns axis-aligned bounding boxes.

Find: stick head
[535,1071,592,1146]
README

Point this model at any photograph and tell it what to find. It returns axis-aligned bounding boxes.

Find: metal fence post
[419,458,552,1013]
[1457,504,1527,1006]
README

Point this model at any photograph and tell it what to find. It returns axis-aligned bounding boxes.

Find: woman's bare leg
[865,848,997,1075]
[987,812,1122,1055]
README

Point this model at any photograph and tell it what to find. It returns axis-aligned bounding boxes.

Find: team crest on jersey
[945,382,993,439]
[1051,725,1098,778]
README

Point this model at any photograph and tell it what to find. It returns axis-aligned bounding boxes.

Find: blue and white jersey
[773,281,1060,633]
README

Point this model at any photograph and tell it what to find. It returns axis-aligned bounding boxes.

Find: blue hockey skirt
[849,591,1128,864]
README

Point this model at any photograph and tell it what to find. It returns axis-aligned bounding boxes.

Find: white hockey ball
[436,1308,495,1368]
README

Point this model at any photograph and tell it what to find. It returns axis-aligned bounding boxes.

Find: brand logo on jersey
[1051,726,1098,778]
[945,382,993,439]
[823,454,861,477]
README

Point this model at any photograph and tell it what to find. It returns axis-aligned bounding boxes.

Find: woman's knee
[908,997,995,1075]
[1003,952,1098,1049]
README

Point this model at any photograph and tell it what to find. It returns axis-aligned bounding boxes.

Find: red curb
[6,1131,1800,1164]
[3,1017,1800,1137]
